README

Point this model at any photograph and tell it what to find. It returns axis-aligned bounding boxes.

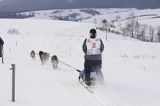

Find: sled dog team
[30,28,104,86]
[30,50,59,69]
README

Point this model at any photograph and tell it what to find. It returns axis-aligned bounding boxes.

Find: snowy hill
[18,8,160,42]
[19,8,160,27]
[0,19,160,106]
[19,8,134,21]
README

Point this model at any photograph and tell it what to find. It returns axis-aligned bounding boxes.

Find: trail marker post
[10,64,16,102]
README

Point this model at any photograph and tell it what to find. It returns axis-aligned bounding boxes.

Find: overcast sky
[0,0,160,12]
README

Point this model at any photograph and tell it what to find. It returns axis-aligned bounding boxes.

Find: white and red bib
[86,37,101,55]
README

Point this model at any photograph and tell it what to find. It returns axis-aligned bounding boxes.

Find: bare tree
[137,24,147,41]
[157,26,160,42]
[94,18,97,28]
[102,19,108,30]
[149,26,155,42]
[121,27,128,38]
[125,12,137,38]
[102,19,109,40]
[116,15,121,22]
[133,18,140,38]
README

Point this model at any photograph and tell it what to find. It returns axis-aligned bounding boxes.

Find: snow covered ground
[0,19,160,106]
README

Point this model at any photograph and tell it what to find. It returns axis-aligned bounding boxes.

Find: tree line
[0,12,34,19]
[96,12,160,42]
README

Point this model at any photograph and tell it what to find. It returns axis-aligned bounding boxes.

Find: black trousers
[84,59,104,82]
[0,45,2,57]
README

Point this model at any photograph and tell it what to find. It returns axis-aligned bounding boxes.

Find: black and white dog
[39,51,45,64]
[30,50,36,59]
[51,55,59,69]
[39,51,50,64]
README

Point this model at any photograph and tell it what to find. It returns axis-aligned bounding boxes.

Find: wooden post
[10,64,15,102]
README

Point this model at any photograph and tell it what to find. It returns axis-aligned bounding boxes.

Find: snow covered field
[0,19,160,106]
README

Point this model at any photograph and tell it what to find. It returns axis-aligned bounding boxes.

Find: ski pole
[59,60,81,72]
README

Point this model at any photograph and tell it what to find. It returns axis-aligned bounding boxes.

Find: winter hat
[90,29,97,35]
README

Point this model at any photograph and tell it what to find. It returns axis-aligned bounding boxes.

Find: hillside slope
[0,19,160,106]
